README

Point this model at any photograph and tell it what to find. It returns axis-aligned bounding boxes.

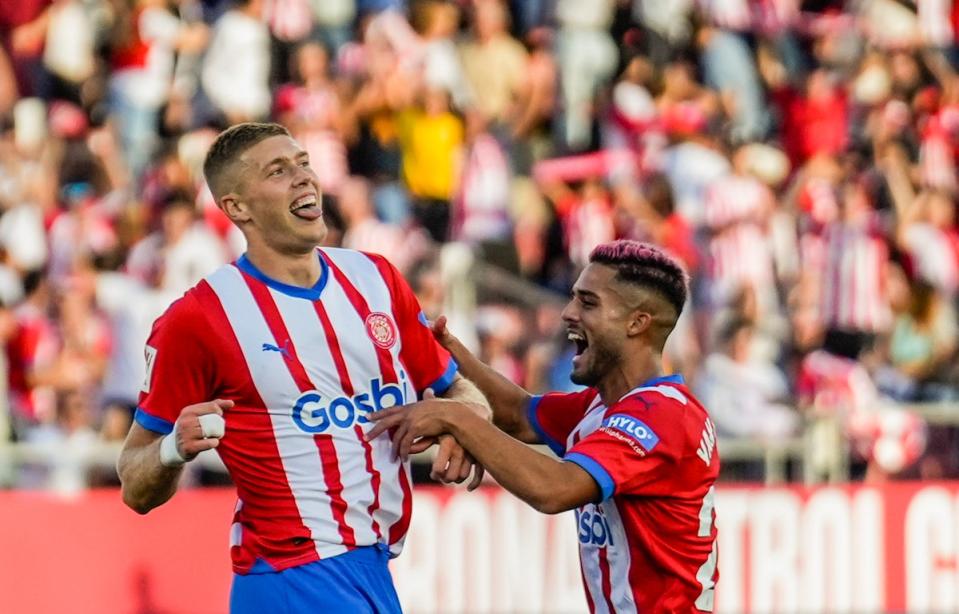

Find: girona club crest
[365,312,397,349]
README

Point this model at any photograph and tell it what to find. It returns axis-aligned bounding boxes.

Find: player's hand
[172,399,232,462]
[366,400,448,461]
[429,315,456,350]
[431,436,485,490]
[422,388,485,488]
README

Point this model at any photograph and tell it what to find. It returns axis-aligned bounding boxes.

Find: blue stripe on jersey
[639,373,685,386]
[236,252,329,300]
[564,452,615,501]
[424,358,458,397]
[134,407,174,435]
[526,396,567,457]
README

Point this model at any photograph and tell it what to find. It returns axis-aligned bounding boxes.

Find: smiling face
[561,262,680,389]
[219,135,325,256]
[561,264,635,387]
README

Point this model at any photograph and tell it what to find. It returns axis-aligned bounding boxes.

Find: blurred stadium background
[3,0,959,611]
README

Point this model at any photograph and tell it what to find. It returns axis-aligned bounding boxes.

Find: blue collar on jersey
[236,251,329,300]
[638,373,685,387]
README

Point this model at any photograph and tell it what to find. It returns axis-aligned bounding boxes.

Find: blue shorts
[230,545,402,614]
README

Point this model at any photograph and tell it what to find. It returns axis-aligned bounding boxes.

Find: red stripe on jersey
[365,254,420,382]
[355,423,383,539]
[193,280,318,572]
[312,302,354,395]
[598,547,617,613]
[315,433,354,544]
[580,561,597,613]
[313,300,384,540]
[364,253,427,543]
[239,270,357,549]
[319,252,398,382]
[319,251,412,545]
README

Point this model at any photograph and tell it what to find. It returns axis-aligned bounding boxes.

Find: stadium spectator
[200,0,271,125]
[395,85,464,242]
[696,317,798,440]
[108,0,208,181]
[116,123,489,612]
[125,191,227,297]
[458,0,528,143]
[369,241,719,612]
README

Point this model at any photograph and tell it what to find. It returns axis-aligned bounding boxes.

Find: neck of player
[246,243,323,288]
[598,348,664,405]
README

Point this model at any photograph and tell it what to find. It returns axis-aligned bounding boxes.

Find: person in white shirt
[200,0,271,124]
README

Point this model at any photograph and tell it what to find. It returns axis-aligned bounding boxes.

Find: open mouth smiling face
[290,192,322,221]
[568,328,589,367]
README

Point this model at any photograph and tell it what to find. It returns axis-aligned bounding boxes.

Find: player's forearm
[443,409,590,514]
[117,439,183,514]
[439,375,491,417]
[444,337,535,440]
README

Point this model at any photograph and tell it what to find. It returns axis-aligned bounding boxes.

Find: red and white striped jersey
[704,175,775,291]
[135,248,457,574]
[805,222,892,334]
[529,375,719,613]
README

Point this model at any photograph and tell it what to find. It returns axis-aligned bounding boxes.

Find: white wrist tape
[159,414,225,467]
[159,426,186,467]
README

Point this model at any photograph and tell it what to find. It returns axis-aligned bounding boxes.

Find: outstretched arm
[432,316,540,443]
[118,400,231,514]
[368,401,599,514]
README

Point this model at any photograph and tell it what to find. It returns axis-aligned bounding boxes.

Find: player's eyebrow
[572,288,600,301]
[262,151,309,170]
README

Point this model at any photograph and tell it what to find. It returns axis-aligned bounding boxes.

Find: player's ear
[626,310,652,337]
[220,193,251,224]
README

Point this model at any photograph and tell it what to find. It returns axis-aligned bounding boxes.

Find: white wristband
[159,426,187,467]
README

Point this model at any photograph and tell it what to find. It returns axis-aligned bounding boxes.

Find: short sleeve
[135,293,216,434]
[527,389,598,457]
[368,254,457,397]
[564,398,681,501]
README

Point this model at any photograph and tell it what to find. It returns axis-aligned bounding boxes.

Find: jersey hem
[233,543,366,575]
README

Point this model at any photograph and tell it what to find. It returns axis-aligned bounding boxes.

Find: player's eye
[299,159,310,168]
[269,167,283,177]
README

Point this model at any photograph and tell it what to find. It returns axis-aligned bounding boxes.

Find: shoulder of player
[613,385,709,427]
[317,246,388,267]
[317,247,401,283]
[151,285,215,339]
[538,387,600,411]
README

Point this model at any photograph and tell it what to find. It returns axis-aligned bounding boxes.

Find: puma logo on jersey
[697,419,717,466]
[262,340,291,358]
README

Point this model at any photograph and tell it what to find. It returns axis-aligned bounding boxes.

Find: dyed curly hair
[589,240,688,316]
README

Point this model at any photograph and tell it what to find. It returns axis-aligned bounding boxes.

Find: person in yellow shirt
[396,87,464,242]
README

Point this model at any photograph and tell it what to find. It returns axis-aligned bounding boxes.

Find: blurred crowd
[3,0,959,489]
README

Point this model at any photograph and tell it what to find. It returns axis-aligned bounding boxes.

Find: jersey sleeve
[368,253,458,397]
[564,396,683,501]
[527,389,597,457]
[134,293,217,434]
